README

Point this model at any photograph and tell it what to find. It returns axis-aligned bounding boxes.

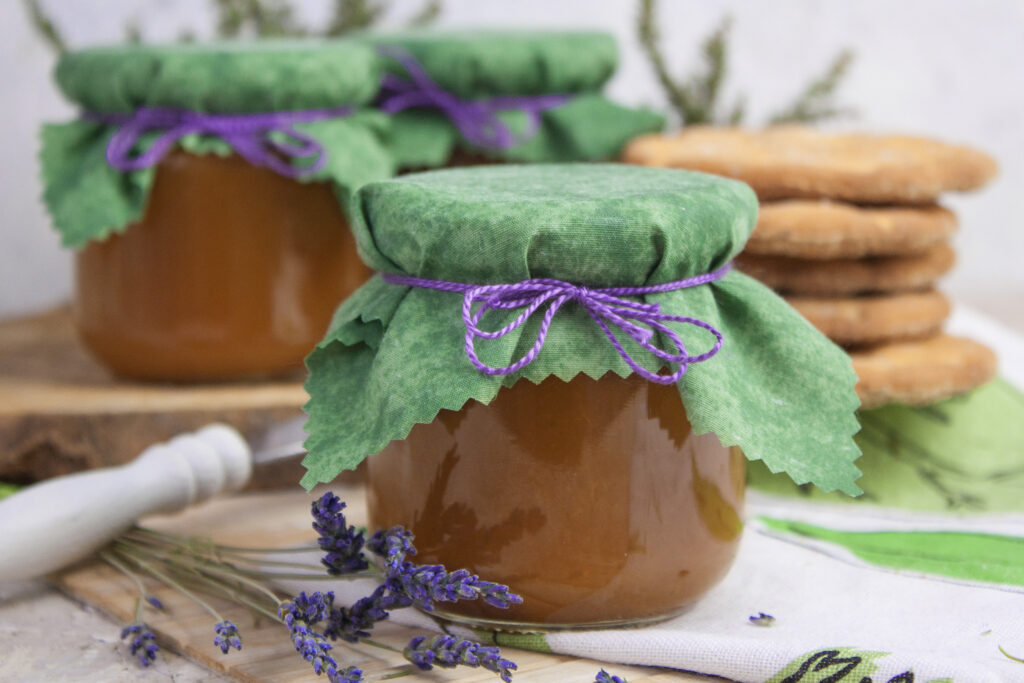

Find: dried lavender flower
[312,492,369,574]
[213,620,242,654]
[389,563,522,611]
[144,595,163,610]
[324,583,412,643]
[748,611,775,626]
[368,526,522,610]
[367,526,415,572]
[331,665,365,683]
[596,669,628,683]
[280,592,342,679]
[405,634,517,682]
[120,623,159,667]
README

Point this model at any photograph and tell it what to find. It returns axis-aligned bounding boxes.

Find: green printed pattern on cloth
[760,517,1024,587]
[748,378,1024,512]
[0,483,19,501]
[301,164,862,493]
[767,648,953,683]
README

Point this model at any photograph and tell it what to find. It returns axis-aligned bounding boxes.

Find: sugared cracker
[738,243,954,296]
[852,334,997,408]
[748,200,957,259]
[623,126,997,204]
[786,290,951,347]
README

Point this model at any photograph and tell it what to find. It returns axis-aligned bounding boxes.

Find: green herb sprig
[637,0,855,127]
[22,0,444,53]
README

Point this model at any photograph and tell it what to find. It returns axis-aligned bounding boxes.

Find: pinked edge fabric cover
[362,30,665,168]
[40,40,394,248]
[301,164,863,494]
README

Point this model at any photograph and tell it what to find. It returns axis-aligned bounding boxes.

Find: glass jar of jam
[302,164,864,634]
[42,40,388,381]
[74,151,370,381]
[367,374,745,629]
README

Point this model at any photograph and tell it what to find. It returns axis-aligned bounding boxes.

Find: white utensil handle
[0,424,252,583]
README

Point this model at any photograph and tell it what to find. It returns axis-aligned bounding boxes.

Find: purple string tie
[85,106,353,178]
[382,263,732,385]
[376,46,570,151]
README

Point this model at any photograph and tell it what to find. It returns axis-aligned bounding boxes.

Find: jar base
[425,604,692,633]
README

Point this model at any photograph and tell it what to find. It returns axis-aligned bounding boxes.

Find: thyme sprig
[637,0,854,127]
[23,0,443,53]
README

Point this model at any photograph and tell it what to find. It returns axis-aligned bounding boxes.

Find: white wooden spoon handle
[0,424,252,583]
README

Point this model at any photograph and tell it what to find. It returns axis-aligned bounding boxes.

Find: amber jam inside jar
[367,374,745,630]
[74,151,371,381]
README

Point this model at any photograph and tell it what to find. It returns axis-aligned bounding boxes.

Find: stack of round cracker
[624,126,999,408]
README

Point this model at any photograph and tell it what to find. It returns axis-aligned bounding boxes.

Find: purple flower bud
[120,622,159,667]
[280,592,343,680]
[213,620,242,654]
[367,526,523,612]
[330,665,364,683]
[312,493,369,575]
[404,634,516,682]
[596,669,628,683]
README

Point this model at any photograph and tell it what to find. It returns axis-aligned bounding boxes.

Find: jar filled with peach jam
[368,374,745,628]
[41,41,390,380]
[301,165,864,630]
[73,151,370,381]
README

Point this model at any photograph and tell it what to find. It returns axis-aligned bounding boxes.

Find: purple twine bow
[376,46,569,151]
[85,106,353,178]
[382,264,731,385]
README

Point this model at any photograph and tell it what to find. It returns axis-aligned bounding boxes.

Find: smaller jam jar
[301,164,863,630]
[360,31,665,170]
[40,41,391,381]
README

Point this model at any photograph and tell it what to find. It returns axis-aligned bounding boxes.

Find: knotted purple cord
[382,263,732,385]
[376,46,569,151]
[85,106,352,177]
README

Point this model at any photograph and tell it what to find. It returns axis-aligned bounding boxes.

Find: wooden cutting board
[0,307,307,484]
[52,485,711,682]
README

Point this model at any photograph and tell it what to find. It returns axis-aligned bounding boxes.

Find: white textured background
[2,0,1022,322]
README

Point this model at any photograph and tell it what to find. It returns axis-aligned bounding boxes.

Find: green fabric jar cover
[302,164,864,495]
[40,33,664,249]
[360,31,664,168]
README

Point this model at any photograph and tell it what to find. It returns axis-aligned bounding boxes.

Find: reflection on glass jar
[367,374,745,630]
[74,151,370,381]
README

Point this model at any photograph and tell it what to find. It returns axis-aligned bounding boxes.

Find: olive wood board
[51,485,713,683]
[0,306,307,484]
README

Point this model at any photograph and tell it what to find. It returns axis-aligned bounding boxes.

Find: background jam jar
[73,150,371,381]
[367,373,745,630]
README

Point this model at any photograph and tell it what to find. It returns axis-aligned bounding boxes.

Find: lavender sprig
[105,491,520,682]
[325,583,412,643]
[331,666,365,683]
[280,592,345,680]
[368,526,523,611]
[405,635,517,683]
[596,669,629,683]
[312,492,369,575]
[367,526,415,571]
[120,623,159,667]
[213,620,242,654]
[388,563,523,610]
